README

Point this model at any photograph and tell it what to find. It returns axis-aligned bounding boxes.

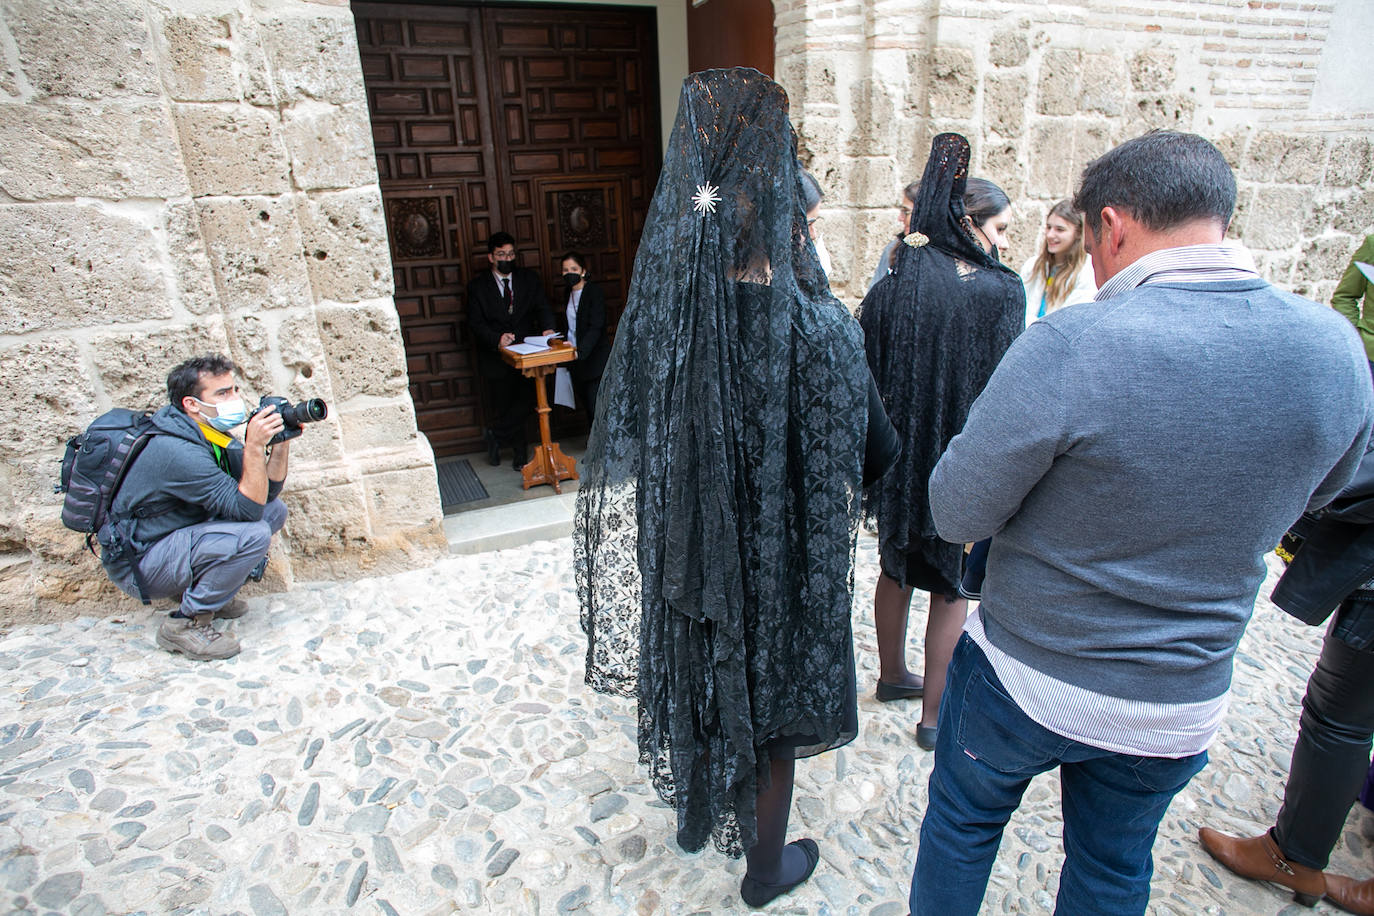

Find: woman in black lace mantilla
[859,133,1025,748]
[575,67,896,906]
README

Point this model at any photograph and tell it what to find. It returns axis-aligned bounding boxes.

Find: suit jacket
[561,280,611,382]
[467,268,554,378]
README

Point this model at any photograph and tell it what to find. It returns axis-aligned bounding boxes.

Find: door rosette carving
[557,189,608,249]
[388,198,444,259]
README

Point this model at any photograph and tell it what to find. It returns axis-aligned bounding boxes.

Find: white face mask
[194,396,247,431]
[812,234,833,276]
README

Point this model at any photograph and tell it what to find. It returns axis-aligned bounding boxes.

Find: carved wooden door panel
[355,3,660,457]
[355,5,501,458]
[481,7,660,339]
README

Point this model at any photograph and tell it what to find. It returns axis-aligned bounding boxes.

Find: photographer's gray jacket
[930,276,1374,711]
[102,406,282,578]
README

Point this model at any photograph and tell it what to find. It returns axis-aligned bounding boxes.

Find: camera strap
[197,423,234,474]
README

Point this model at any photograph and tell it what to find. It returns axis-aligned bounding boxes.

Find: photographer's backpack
[56,409,165,602]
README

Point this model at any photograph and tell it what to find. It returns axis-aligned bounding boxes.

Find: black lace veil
[859,133,1025,588]
[575,68,868,856]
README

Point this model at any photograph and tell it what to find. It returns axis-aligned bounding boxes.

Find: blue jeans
[910,635,1208,916]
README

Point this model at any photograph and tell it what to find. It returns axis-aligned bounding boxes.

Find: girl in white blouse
[1020,200,1097,326]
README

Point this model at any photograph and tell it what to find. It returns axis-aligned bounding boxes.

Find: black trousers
[1273,622,1374,869]
[580,377,601,428]
[486,368,533,447]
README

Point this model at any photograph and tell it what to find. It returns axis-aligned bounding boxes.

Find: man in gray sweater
[908,131,1374,915]
[103,354,290,661]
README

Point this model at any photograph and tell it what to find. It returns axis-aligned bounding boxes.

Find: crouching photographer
[102,354,323,660]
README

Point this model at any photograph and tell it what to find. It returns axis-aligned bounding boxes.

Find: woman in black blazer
[559,252,611,423]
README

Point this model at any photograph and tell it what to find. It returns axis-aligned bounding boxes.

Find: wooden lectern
[499,340,579,493]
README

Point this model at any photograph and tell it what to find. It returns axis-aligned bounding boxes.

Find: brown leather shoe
[1326,873,1374,915]
[1197,827,1324,907]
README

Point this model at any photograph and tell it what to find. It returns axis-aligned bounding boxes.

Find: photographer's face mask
[193,395,248,432]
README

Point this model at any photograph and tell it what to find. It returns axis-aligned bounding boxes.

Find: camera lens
[301,398,327,422]
[277,399,328,429]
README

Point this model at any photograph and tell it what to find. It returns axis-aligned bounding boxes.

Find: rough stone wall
[776,0,1374,308]
[0,0,446,621]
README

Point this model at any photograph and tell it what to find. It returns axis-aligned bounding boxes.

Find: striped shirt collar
[1095,243,1259,302]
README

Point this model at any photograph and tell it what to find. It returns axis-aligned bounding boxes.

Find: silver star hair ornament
[692,182,721,215]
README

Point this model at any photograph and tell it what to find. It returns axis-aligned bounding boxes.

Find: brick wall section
[0,0,446,621]
[776,0,1369,309]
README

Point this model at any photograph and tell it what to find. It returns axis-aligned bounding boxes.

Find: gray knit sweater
[930,278,1373,704]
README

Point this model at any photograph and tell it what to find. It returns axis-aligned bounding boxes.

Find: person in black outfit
[466,231,555,469]
[575,67,898,909]
[558,252,611,425]
[1199,442,1374,912]
[858,138,1024,752]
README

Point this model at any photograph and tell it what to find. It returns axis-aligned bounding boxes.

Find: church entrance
[353,2,662,459]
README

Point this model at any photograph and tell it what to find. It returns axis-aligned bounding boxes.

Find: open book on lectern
[504,334,563,355]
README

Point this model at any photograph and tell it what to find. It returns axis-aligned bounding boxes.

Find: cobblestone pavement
[1,536,1370,915]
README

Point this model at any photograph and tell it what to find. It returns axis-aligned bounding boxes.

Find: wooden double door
[353,3,661,458]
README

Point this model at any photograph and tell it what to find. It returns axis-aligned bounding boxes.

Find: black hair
[962,178,1011,228]
[167,354,239,412]
[903,181,921,203]
[1072,130,1236,236]
[487,231,516,254]
[800,170,824,212]
[560,251,588,271]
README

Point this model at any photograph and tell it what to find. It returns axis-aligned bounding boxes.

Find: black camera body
[251,396,328,445]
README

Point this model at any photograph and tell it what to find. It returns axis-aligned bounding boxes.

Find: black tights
[745,752,804,883]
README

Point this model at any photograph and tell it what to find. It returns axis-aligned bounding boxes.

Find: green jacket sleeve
[1332,235,1374,328]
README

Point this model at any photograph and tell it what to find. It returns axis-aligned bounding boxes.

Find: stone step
[442,491,579,555]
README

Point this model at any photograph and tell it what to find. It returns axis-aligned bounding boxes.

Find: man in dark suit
[467,231,555,469]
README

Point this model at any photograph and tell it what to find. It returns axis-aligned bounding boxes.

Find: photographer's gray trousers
[115,499,288,617]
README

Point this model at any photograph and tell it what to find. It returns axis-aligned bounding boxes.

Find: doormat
[436,458,489,512]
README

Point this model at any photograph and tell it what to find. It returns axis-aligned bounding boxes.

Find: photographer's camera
[251,396,328,445]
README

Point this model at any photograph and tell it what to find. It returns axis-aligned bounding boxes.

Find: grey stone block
[0,99,186,200]
[195,195,313,313]
[0,203,171,335]
[295,188,394,302]
[173,103,292,197]
[4,1,161,100]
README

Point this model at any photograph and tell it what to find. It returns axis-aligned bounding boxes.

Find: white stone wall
[776,0,1374,307]
[0,0,446,621]
[4,0,1367,620]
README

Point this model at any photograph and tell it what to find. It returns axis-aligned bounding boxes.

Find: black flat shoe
[740,838,820,908]
[875,679,924,702]
[916,724,938,751]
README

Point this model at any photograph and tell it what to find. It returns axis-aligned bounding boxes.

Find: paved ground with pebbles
[1,535,1371,915]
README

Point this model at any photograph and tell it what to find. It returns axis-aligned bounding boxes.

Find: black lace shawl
[859,133,1025,588]
[575,68,869,857]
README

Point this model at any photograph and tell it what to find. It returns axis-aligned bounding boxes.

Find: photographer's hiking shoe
[156,614,240,660]
[213,598,249,619]
[170,595,249,619]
